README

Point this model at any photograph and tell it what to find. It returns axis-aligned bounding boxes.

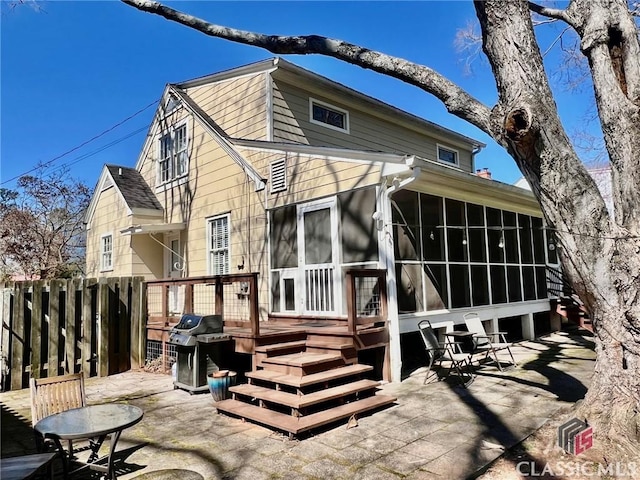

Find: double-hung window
[101,234,113,271]
[157,123,188,184]
[208,214,230,275]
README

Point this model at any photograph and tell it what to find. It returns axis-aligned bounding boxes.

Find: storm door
[165,233,184,314]
[298,199,341,315]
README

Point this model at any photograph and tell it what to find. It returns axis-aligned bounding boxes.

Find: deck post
[249,273,259,337]
[214,277,224,317]
[345,271,356,335]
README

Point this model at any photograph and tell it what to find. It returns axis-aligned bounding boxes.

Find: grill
[168,314,231,393]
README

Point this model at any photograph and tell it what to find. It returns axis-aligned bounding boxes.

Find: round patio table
[34,403,143,480]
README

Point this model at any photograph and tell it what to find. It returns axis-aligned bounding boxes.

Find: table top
[444,330,474,337]
[35,403,143,440]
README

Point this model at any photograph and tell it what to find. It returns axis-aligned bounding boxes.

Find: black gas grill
[168,314,231,393]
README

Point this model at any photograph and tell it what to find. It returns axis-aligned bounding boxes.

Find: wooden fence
[0,277,146,391]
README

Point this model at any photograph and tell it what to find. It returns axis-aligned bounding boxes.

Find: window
[309,98,349,133]
[101,234,113,271]
[157,123,188,184]
[207,214,230,275]
[270,159,287,193]
[437,145,459,166]
[391,192,553,313]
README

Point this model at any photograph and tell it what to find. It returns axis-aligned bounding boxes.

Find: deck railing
[145,273,259,372]
[146,273,260,332]
[345,269,387,335]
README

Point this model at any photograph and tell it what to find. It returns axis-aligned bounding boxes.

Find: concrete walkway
[1,330,595,479]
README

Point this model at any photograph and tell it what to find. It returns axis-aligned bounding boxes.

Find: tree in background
[122,0,640,457]
[0,167,90,280]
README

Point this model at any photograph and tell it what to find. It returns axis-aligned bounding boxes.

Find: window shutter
[270,159,287,193]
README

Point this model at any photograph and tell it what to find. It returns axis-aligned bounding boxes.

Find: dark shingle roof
[106,165,162,212]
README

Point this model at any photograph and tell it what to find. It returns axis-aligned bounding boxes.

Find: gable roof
[85,164,163,227]
[105,165,163,211]
[177,57,485,151]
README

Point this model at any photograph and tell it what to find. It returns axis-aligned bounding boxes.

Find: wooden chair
[30,372,86,456]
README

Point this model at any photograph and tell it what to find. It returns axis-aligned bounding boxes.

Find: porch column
[521,313,535,340]
[380,190,402,383]
[486,317,500,335]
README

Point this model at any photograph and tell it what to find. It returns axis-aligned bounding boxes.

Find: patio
[1,329,595,479]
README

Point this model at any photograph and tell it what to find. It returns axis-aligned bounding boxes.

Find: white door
[165,233,184,314]
[297,199,341,315]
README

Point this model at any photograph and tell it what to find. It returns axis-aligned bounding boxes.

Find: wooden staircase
[215,342,396,437]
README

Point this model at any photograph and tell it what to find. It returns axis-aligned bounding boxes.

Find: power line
[1,99,159,186]
[45,126,150,177]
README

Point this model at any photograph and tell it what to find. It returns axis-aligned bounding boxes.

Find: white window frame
[100,233,113,272]
[273,268,298,313]
[270,158,287,194]
[436,144,459,166]
[156,121,189,187]
[207,213,231,276]
[309,98,350,134]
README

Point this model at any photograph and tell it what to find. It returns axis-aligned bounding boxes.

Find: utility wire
[45,125,150,177]
[2,99,159,186]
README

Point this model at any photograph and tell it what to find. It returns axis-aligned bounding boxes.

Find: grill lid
[171,314,223,336]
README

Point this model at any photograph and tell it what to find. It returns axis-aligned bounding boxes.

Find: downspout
[471,145,484,175]
[379,157,420,383]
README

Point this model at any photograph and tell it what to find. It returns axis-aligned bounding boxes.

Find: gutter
[378,156,420,383]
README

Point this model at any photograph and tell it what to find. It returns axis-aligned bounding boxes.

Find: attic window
[437,145,459,166]
[310,98,349,133]
[165,94,180,113]
[270,159,287,193]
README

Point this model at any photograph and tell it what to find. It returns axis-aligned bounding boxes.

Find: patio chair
[418,320,474,387]
[30,372,86,456]
[463,313,517,371]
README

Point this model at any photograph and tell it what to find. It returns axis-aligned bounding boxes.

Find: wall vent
[270,159,287,193]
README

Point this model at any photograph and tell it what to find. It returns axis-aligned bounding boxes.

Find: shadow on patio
[0,329,596,479]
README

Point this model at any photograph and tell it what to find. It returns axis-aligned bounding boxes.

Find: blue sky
[2,1,598,190]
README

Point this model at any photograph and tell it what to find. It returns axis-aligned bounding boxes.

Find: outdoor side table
[444,330,475,353]
[34,403,143,480]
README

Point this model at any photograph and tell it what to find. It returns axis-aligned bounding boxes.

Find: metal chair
[418,320,474,387]
[463,313,517,371]
[30,372,86,456]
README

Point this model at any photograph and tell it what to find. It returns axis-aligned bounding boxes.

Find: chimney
[118,168,123,176]
[476,167,492,179]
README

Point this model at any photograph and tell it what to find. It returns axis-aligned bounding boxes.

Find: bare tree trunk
[475,0,640,455]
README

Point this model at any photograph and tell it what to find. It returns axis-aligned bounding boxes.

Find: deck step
[230,379,380,409]
[255,340,307,354]
[260,352,344,376]
[305,341,353,350]
[262,352,342,367]
[215,394,396,435]
[247,363,373,389]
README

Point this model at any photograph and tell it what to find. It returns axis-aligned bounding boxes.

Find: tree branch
[528,1,575,25]
[121,0,492,133]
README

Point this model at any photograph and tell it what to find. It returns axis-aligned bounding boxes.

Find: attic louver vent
[270,159,287,193]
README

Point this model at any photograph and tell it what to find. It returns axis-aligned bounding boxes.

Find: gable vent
[270,159,287,193]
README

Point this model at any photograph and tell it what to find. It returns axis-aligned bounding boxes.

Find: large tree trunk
[121,0,640,456]
[475,0,640,456]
